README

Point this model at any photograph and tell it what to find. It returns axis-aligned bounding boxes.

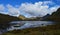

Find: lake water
[7,21,54,30]
[0,21,55,34]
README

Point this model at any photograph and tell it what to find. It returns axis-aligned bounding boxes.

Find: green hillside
[43,8,60,21]
[0,13,22,24]
[0,13,22,29]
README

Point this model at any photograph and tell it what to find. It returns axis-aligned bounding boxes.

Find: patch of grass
[2,29,60,35]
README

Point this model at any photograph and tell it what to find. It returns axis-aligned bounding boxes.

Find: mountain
[1,8,60,22]
[0,13,22,24]
[42,14,51,21]
[52,8,60,16]
[0,13,41,29]
[0,8,60,29]
[0,13,23,29]
[18,15,41,21]
[19,15,26,20]
[43,8,60,21]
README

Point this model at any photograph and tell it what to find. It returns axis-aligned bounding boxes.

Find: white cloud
[0,1,59,17]
[0,4,9,14]
[49,6,60,14]
[19,1,59,17]
[7,4,20,17]
[0,4,5,11]
[43,1,55,5]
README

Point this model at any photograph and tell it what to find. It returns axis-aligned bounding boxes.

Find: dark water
[0,21,55,34]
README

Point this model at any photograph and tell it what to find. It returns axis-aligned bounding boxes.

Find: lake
[7,21,54,30]
[0,21,55,34]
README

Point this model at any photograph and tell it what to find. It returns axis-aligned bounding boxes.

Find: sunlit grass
[2,29,60,35]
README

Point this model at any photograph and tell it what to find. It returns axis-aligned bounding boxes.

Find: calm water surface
[0,21,55,34]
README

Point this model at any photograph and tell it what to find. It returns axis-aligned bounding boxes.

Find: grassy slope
[0,13,22,29]
[3,30,60,35]
[0,13,21,24]
[44,8,60,21]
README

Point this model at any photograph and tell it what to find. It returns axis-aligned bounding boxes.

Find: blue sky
[0,0,60,17]
[0,0,60,5]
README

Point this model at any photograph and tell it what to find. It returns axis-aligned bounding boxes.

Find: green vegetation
[0,13,21,29]
[0,13,21,23]
[44,8,60,21]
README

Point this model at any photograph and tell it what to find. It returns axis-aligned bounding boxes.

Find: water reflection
[0,21,55,34]
[7,21,54,30]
